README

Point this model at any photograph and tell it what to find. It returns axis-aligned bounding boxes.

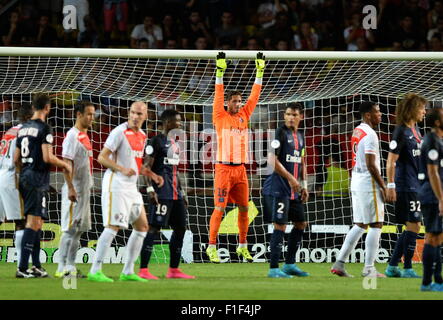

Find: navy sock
[140,231,156,269]
[270,229,284,269]
[422,244,436,286]
[19,228,36,272]
[434,246,443,284]
[403,231,417,269]
[31,230,41,268]
[286,228,303,265]
[169,229,185,269]
[389,231,405,267]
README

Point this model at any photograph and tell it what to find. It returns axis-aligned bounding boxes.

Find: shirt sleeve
[213,83,227,123]
[104,127,123,152]
[41,124,54,145]
[273,127,285,157]
[62,131,77,160]
[364,132,378,155]
[240,83,262,120]
[388,126,405,155]
[145,136,160,159]
[425,136,440,166]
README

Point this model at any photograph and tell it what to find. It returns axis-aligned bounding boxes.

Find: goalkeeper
[206,52,265,263]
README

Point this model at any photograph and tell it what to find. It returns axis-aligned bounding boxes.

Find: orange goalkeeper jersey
[213,83,262,164]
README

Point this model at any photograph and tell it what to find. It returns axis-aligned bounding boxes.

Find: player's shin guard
[123,230,146,275]
[19,228,36,272]
[140,230,156,269]
[286,228,303,265]
[389,231,405,267]
[238,211,249,244]
[31,230,42,268]
[66,231,82,270]
[56,231,73,273]
[170,228,185,268]
[403,231,417,269]
[422,244,436,286]
[336,225,365,263]
[209,209,224,245]
[365,227,382,268]
[90,228,117,274]
[434,246,443,284]
[270,230,284,269]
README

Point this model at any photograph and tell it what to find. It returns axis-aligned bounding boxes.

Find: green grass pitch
[0,263,441,300]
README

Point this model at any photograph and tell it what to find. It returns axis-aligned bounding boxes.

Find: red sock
[238,211,249,244]
[209,209,224,245]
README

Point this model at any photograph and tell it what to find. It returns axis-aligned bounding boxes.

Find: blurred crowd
[1,0,443,51]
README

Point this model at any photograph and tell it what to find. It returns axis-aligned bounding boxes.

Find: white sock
[122,230,146,275]
[57,232,73,273]
[66,231,82,270]
[208,244,216,249]
[15,229,24,268]
[238,243,247,248]
[90,228,117,274]
[336,225,366,263]
[365,227,382,268]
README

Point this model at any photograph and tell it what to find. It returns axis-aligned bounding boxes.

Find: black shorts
[18,179,49,220]
[263,195,305,225]
[422,203,443,234]
[394,192,422,224]
[148,199,187,229]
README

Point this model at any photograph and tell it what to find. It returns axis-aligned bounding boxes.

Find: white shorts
[101,190,144,229]
[0,187,24,222]
[61,187,91,232]
[351,190,385,224]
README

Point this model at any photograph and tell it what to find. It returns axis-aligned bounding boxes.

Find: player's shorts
[351,190,385,224]
[18,178,49,220]
[263,194,305,224]
[422,203,443,234]
[394,192,422,224]
[102,189,144,229]
[148,199,187,229]
[0,187,24,222]
[214,164,249,208]
[61,187,91,232]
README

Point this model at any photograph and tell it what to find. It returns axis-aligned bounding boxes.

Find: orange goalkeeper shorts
[213,164,249,208]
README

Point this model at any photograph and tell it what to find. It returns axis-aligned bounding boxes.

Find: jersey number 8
[21,137,30,157]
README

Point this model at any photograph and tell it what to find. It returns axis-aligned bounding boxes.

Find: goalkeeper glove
[255,52,266,78]
[216,52,227,78]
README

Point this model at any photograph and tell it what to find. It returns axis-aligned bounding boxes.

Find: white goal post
[0,47,441,265]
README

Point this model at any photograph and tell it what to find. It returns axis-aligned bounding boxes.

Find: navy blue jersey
[389,125,422,192]
[269,125,305,199]
[418,131,443,204]
[16,119,53,189]
[148,133,183,200]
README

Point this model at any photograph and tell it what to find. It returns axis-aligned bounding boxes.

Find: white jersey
[350,123,381,192]
[62,127,93,191]
[0,124,21,188]
[102,122,146,192]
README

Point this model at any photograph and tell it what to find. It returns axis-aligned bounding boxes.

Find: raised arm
[213,52,227,122]
[241,52,265,119]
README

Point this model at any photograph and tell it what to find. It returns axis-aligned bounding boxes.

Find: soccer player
[55,101,95,278]
[137,109,195,280]
[385,93,426,278]
[417,108,443,291]
[87,101,150,283]
[262,103,310,278]
[0,104,33,270]
[206,51,265,263]
[331,101,386,278]
[14,93,71,278]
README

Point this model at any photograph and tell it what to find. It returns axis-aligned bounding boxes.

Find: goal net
[0,48,441,265]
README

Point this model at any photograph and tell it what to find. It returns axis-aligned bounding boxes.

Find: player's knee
[148,225,160,235]
[406,222,420,233]
[238,205,249,213]
[15,220,26,231]
[295,221,307,230]
[273,223,286,232]
[172,226,186,238]
[356,223,368,229]
[369,222,383,229]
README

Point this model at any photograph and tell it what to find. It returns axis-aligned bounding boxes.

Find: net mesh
[0,54,439,264]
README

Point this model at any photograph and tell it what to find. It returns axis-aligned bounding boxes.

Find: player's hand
[385,188,396,203]
[288,175,301,193]
[148,191,159,205]
[68,186,78,202]
[216,51,227,77]
[301,188,309,203]
[255,52,266,78]
[439,200,443,217]
[152,174,164,188]
[121,167,136,177]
